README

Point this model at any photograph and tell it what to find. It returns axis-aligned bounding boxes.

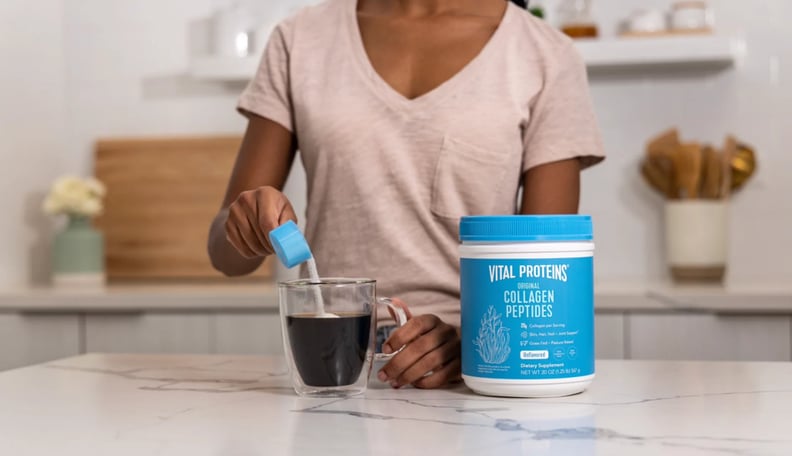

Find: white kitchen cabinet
[628,314,792,361]
[595,314,625,359]
[0,314,80,371]
[85,313,212,354]
[213,313,283,355]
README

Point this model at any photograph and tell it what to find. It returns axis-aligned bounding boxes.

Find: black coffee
[286,313,371,387]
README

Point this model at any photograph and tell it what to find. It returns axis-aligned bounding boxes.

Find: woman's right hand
[224,186,297,259]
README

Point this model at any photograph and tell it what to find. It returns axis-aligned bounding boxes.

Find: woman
[208,0,604,389]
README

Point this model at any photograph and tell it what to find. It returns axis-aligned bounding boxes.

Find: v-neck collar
[344,0,515,112]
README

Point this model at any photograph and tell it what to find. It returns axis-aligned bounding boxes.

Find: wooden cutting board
[94,136,273,282]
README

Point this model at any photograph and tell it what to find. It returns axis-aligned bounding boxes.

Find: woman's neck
[359,0,504,18]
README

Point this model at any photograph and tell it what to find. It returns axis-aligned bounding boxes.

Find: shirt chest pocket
[431,136,511,219]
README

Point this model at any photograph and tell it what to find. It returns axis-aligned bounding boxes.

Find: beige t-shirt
[238,0,604,326]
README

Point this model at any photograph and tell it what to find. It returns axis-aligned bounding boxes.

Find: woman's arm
[208,115,298,276]
[520,158,581,214]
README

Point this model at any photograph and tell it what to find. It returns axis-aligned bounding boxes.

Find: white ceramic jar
[670,1,713,32]
[625,9,667,35]
[212,1,253,58]
[665,200,728,281]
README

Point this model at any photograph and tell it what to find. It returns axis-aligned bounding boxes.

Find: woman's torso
[277,0,578,325]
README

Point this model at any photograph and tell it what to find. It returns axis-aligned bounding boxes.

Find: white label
[520,350,549,360]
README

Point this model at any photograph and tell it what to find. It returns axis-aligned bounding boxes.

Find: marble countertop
[1,354,791,455]
[1,283,791,314]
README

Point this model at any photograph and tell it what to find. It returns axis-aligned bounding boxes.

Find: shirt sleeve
[522,43,605,173]
[237,19,295,132]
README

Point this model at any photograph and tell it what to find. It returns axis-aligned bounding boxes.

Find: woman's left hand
[377,303,461,389]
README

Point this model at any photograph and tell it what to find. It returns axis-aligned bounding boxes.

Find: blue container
[459,215,595,397]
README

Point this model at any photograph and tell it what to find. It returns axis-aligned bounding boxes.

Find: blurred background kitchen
[1,0,790,371]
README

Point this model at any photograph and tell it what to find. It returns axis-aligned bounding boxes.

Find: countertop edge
[0,283,790,314]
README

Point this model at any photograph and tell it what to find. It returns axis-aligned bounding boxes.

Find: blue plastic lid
[459,215,593,242]
[268,220,313,268]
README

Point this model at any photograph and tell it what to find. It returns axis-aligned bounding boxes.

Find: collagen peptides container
[459,215,595,398]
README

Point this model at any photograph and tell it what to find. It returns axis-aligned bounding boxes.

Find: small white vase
[211,2,253,58]
[664,200,728,282]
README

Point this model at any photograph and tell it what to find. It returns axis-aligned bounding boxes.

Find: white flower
[85,177,106,197]
[78,198,102,217]
[42,175,106,217]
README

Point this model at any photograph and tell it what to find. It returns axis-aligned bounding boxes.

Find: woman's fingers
[378,315,460,388]
[277,198,298,225]
[382,314,440,354]
[224,219,258,259]
[226,186,297,257]
[413,358,462,390]
[392,337,460,388]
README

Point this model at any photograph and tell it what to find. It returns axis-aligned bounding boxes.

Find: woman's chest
[290,58,536,218]
[355,13,502,101]
[291,54,538,157]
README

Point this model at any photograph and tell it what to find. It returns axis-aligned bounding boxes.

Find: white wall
[60,0,311,282]
[571,0,792,286]
[62,0,244,173]
[3,0,791,287]
[0,0,66,287]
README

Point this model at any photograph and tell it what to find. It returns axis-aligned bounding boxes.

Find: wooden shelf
[188,35,745,81]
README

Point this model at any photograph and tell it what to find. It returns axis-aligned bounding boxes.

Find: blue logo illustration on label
[461,257,594,380]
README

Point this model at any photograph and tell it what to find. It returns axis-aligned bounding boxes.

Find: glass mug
[279,278,407,397]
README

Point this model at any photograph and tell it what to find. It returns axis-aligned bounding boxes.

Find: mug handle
[375,297,408,361]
